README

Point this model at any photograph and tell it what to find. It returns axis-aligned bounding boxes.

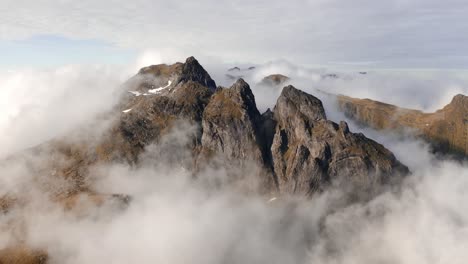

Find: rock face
[0,247,47,264]
[271,86,409,196]
[1,56,412,263]
[337,94,468,158]
[200,79,275,190]
[10,57,409,198]
[201,79,264,162]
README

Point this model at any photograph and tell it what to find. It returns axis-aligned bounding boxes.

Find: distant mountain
[337,94,468,158]
[260,74,290,86]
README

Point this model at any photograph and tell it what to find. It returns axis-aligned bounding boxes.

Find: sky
[1,0,468,69]
[1,2,468,263]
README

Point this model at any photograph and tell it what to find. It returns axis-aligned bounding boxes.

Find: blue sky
[0,35,136,69]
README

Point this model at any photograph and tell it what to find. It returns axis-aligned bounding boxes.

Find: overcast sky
[1,0,468,68]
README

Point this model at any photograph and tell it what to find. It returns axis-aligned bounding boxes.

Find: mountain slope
[272,86,408,196]
[337,94,468,158]
[6,57,410,198]
[1,57,412,262]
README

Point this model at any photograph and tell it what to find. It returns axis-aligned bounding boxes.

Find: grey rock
[271,85,409,197]
[200,79,275,190]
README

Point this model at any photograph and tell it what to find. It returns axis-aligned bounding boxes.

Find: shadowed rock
[200,79,276,191]
[8,57,410,199]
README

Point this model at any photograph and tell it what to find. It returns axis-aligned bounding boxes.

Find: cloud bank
[2,0,468,67]
[0,56,467,263]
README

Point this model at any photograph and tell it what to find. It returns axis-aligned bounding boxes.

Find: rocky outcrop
[261,74,290,86]
[1,56,414,263]
[0,196,16,214]
[228,67,241,72]
[201,79,264,162]
[2,57,217,210]
[271,86,409,196]
[0,247,47,264]
[9,57,409,199]
[200,79,275,190]
[134,56,216,93]
[337,94,468,158]
[178,56,217,91]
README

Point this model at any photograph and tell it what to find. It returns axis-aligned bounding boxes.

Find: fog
[0,56,467,263]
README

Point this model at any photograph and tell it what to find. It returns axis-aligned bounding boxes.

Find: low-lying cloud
[0,56,467,264]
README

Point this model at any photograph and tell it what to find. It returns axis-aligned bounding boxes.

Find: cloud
[0,64,132,158]
[2,0,468,67]
[2,117,467,264]
[0,55,467,263]
[235,61,468,112]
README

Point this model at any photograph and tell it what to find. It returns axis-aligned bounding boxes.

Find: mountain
[4,56,410,199]
[261,74,290,86]
[337,94,468,158]
[271,86,408,196]
[0,57,410,262]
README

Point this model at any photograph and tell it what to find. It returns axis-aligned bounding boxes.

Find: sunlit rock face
[0,57,424,263]
[6,57,407,199]
[337,93,468,158]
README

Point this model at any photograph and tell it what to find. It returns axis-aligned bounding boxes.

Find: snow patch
[128,91,142,96]
[267,197,277,203]
[148,81,172,94]
[122,109,132,113]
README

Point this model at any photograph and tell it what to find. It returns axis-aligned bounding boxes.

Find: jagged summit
[276,85,327,122]
[129,56,216,97]
[178,56,217,91]
[272,85,408,195]
[6,57,410,207]
[231,78,250,91]
[449,94,468,108]
[1,58,414,259]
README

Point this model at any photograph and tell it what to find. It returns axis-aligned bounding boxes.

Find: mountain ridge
[337,93,468,158]
[0,56,413,263]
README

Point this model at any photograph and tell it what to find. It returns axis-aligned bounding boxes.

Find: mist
[0,56,467,264]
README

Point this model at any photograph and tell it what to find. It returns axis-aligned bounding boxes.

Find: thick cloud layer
[0,57,467,263]
[2,0,468,67]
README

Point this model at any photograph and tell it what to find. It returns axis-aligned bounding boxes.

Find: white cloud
[0,49,467,263]
[1,0,468,67]
[0,64,131,157]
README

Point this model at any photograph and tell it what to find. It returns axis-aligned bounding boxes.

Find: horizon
[2,1,468,70]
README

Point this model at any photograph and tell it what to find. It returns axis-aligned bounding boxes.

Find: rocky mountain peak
[231,78,250,91]
[228,79,259,113]
[203,78,260,123]
[268,85,409,195]
[447,94,468,109]
[178,56,217,91]
[261,74,290,86]
[275,85,327,123]
[8,58,411,205]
